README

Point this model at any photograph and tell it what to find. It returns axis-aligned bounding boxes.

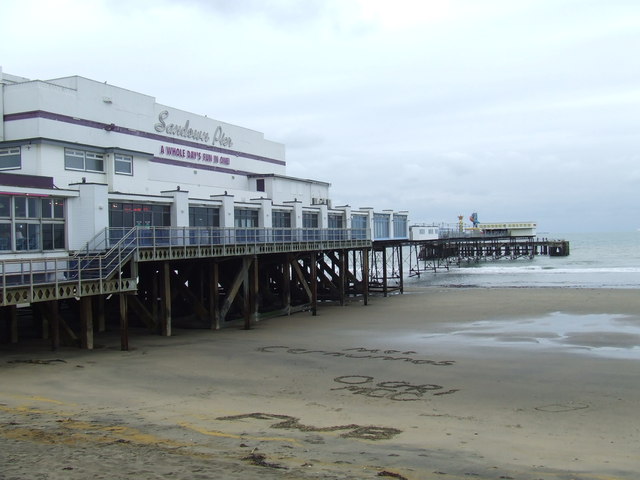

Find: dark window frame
[0,146,21,171]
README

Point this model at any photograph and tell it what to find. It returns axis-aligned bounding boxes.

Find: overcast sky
[3,0,639,232]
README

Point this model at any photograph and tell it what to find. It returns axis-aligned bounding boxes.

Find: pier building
[0,69,408,350]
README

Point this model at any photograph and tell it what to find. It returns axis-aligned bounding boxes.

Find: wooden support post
[127,296,157,331]
[210,260,220,330]
[11,305,18,343]
[283,255,291,315]
[40,304,49,340]
[243,256,251,330]
[161,261,172,336]
[49,302,59,351]
[220,258,252,323]
[291,258,313,301]
[2,305,18,344]
[95,296,106,333]
[152,266,159,326]
[382,247,388,297]
[252,256,259,324]
[120,293,129,351]
[352,250,357,283]
[398,245,404,294]
[310,253,318,316]
[339,250,346,306]
[362,249,369,306]
[80,296,94,350]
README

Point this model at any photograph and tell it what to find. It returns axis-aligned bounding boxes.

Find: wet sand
[2,287,640,479]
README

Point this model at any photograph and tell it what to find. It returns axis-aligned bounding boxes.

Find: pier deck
[409,236,570,275]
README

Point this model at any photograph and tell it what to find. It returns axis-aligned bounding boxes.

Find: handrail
[70,226,139,287]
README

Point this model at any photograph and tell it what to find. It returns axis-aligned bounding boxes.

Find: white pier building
[0,69,407,257]
[0,69,409,347]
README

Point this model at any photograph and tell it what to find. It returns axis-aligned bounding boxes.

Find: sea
[405,231,640,289]
[403,231,640,360]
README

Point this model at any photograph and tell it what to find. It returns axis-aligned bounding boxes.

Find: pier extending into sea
[409,235,570,276]
[369,235,570,292]
[0,227,569,352]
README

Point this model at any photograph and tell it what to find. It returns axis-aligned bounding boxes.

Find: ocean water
[406,231,640,289]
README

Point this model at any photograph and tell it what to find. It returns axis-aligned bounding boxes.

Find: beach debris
[378,471,408,480]
[7,359,67,365]
[217,413,402,440]
[242,452,287,469]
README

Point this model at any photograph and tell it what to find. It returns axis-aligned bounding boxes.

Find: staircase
[68,227,138,282]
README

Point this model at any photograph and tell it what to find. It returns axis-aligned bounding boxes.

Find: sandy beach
[2,287,640,480]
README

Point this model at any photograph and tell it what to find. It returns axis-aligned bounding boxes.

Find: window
[352,215,367,229]
[0,195,65,251]
[351,215,368,239]
[15,223,36,251]
[14,196,40,218]
[0,224,10,250]
[272,211,291,241]
[189,206,220,227]
[65,148,104,172]
[302,212,319,241]
[374,213,390,239]
[41,198,65,219]
[393,215,408,238]
[302,212,318,228]
[234,208,258,228]
[64,149,85,170]
[256,178,265,192]
[42,223,65,250]
[109,202,170,229]
[0,147,21,170]
[272,211,291,228]
[0,196,10,218]
[328,214,343,229]
[114,154,133,175]
[14,196,27,217]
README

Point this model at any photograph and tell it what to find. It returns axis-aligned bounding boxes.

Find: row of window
[0,146,132,175]
[0,196,64,219]
[373,214,408,239]
[109,202,171,229]
[0,196,375,253]
[0,223,65,251]
[65,149,132,175]
[0,195,66,251]
[110,203,349,230]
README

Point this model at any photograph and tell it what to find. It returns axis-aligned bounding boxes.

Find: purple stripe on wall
[4,110,286,166]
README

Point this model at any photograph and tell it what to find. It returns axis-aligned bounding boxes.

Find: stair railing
[69,227,139,290]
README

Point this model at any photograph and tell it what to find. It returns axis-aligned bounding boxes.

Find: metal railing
[0,227,139,295]
[438,228,534,239]
[1,226,371,291]
[105,226,369,248]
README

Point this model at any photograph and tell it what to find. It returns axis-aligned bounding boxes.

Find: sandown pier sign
[154,110,233,148]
